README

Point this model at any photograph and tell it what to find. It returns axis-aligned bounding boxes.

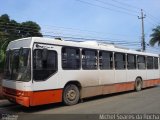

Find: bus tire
[135,78,142,92]
[63,84,80,105]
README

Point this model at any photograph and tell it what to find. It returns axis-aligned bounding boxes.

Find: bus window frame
[137,55,146,70]
[99,50,113,70]
[114,52,126,70]
[61,46,81,70]
[82,48,98,70]
[33,49,58,81]
[146,56,154,69]
[127,54,137,70]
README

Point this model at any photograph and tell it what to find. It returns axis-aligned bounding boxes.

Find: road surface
[0,86,160,120]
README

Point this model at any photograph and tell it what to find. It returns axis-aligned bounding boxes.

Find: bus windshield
[4,48,31,82]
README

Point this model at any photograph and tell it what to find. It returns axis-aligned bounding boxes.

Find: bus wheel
[135,78,142,91]
[63,84,80,105]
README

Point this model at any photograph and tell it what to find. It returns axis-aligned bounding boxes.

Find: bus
[2,37,160,107]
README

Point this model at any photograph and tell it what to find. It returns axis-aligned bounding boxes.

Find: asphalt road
[0,86,160,120]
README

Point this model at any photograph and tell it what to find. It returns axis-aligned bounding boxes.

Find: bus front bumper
[3,92,30,107]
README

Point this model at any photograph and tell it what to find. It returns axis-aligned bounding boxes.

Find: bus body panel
[7,38,33,50]
[126,70,139,82]
[99,70,115,85]
[136,70,147,80]
[115,70,127,83]
[2,80,32,91]
[2,37,160,107]
[147,70,159,80]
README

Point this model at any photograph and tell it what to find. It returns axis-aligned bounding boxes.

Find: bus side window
[115,53,126,70]
[62,47,80,70]
[33,49,58,81]
[127,54,136,69]
[154,57,158,69]
[147,56,154,69]
[137,55,146,69]
[99,51,113,70]
[82,49,98,70]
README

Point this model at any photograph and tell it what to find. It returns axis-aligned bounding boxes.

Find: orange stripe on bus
[143,79,160,88]
[2,78,160,107]
[102,79,160,94]
[2,87,63,107]
[101,82,135,95]
[30,89,63,106]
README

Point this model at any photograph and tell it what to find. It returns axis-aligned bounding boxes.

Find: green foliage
[150,26,160,47]
[0,14,43,71]
[21,21,42,37]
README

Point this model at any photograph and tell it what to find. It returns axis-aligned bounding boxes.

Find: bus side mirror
[42,48,48,61]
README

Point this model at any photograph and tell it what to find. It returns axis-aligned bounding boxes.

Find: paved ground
[0,86,160,120]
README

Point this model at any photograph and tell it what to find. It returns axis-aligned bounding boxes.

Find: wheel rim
[66,89,77,101]
[137,80,141,90]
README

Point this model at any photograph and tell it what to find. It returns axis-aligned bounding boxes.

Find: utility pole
[138,9,146,52]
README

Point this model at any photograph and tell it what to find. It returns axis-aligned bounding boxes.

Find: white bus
[2,37,160,107]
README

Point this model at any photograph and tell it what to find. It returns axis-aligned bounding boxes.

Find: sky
[0,0,160,53]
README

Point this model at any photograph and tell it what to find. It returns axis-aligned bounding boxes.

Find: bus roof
[7,37,159,57]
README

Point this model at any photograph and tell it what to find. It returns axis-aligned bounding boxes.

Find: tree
[20,21,42,37]
[0,14,43,49]
[0,14,43,71]
[150,26,160,46]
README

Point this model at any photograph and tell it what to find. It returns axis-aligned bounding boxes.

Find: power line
[111,0,160,26]
[75,0,137,16]
[111,0,141,11]
[147,16,160,24]
[43,31,140,43]
[95,0,139,14]
[144,10,160,24]
[44,34,141,45]
[0,22,41,31]
[0,22,140,43]
[42,23,140,40]
[42,30,140,42]
[42,24,140,38]
[44,35,143,50]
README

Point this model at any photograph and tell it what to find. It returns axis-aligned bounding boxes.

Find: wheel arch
[135,76,143,83]
[64,80,82,90]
